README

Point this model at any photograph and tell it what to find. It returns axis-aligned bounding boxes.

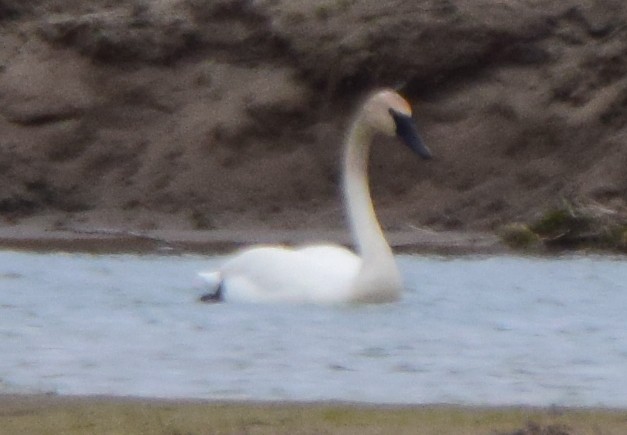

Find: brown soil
[1,0,626,241]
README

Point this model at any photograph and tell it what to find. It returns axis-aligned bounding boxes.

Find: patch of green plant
[599,224,627,251]
[504,199,627,252]
[499,223,540,249]
[529,206,592,239]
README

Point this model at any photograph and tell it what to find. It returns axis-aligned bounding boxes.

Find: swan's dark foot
[199,281,224,303]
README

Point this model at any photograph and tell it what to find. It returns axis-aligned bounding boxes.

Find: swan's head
[361,89,432,159]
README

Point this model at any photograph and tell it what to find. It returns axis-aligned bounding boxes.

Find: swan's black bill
[390,109,432,159]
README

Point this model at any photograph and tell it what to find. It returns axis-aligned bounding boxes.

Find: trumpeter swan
[198,88,431,304]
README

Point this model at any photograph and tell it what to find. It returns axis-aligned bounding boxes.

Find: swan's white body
[198,89,430,304]
[200,245,360,304]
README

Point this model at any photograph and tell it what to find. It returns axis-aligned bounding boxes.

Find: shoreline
[0,225,505,255]
[1,393,626,435]
[2,392,626,411]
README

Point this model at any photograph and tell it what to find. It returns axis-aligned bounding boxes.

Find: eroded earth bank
[1,0,626,251]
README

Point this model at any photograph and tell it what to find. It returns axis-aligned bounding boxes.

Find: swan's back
[214,245,361,304]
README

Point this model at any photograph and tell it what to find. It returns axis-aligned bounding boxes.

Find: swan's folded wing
[296,245,360,271]
[219,245,360,304]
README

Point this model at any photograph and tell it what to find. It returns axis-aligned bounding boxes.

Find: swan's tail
[195,271,224,303]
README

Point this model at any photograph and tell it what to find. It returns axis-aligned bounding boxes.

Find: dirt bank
[1,0,626,240]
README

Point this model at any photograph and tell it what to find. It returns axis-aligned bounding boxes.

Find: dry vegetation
[1,397,627,435]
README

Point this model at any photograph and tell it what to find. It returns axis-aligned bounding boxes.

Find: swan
[197,88,432,304]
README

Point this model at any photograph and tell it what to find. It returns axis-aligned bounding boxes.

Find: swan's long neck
[343,118,394,263]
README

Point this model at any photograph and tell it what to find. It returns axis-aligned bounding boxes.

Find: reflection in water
[0,251,626,406]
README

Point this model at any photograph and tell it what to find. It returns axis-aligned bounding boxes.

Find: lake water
[0,250,625,407]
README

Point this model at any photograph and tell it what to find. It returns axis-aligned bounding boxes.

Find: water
[0,250,625,407]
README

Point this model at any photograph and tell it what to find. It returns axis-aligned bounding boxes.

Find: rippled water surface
[0,251,626,406]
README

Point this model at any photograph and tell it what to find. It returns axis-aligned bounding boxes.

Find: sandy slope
[0,0,626,237]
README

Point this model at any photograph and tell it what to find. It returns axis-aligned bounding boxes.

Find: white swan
[198,89,431,304]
